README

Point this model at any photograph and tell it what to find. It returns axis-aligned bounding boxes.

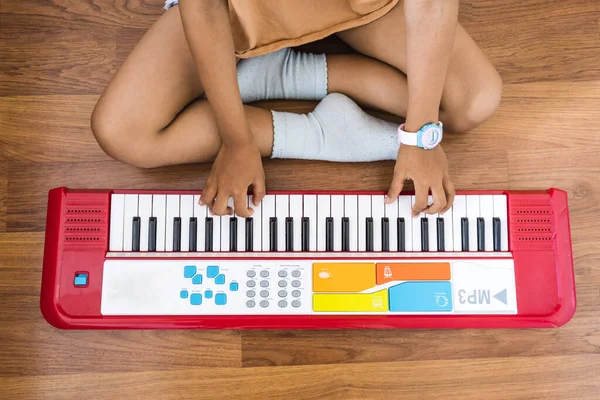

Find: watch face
[420,125,442,149]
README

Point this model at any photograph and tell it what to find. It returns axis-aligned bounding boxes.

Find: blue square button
[215,274,225,285]
[205,290,213,299]
[74,273,88,287]
[215,293,227,306]
[192,274,203,285]
[184,265,197,278]
[190,293,203,306]
[180,290,189,299]
[207,265,219,278]
[229,282,239,291]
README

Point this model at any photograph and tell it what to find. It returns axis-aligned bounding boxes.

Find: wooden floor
[1,1,599,398]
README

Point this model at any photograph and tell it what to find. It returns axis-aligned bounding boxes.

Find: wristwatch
[397,121,443,150]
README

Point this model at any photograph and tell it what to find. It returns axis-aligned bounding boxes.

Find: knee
[90,101,160,169]
[446,69,503,133]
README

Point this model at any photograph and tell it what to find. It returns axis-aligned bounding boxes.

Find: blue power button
[74,273,88,287]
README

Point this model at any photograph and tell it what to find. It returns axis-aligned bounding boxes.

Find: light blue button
[180,290,189,299]
[229,282,238,291]
[388,281,452,312]
[192,274,203,285]
[215,274,225,285]
[207,265,219,278]
[190,293,202,305]
[215,293,227,306]
[184,265,197,278]
[74,273,88,287]
[205,290,213,299]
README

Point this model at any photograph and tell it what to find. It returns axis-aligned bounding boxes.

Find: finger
[412,182,429,217]
[385,170,406,204]
[200,180,217,207]
[427,182,447,214]
[211,194,231,216]
[440,175,456,214]
[233,192,253,218]
[251,176,266,206]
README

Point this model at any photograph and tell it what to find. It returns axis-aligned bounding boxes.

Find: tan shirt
[228,0,399,58]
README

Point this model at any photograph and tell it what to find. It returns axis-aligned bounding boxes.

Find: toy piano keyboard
[40,187,576,329]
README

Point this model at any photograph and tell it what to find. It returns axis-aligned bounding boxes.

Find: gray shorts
[164,0,178,10]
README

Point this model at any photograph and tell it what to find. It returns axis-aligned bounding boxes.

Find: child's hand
[200,140,266,218]
[385,145,455,216]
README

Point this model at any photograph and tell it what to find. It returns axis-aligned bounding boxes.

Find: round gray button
[260,280,269,287]
[292,300,301,308]
[260,270,269,277]
[260,290,269,298]
[278,270,287,277]
[246,300,255,308]
[260,300,269,308]
[292,280,301,288]
[292,270,301,277]
[246,290,256,298]
[292,290,301,298]
[246,280,256,287]
[278,280,287,287]
[247,270,256,278]
[278,290,287,297]
[278,300,287,308]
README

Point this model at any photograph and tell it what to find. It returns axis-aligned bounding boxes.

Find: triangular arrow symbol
[493,289,507,305]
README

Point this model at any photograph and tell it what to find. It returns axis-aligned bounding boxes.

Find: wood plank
[0,160,6,232]
[0,96,108,162]
[0,17,116,96]
[1,355,598,399]
[508,148,600,282]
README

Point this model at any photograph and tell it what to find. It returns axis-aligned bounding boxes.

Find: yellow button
[313,290,389,312]
[312,263,376,292]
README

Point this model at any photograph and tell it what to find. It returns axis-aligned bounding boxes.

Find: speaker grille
[509,196,553,251]
[62,194,109,248]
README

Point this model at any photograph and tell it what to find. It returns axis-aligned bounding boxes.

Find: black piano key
[461,217,469,251]
[366,217,374,251]
[382,217,389,251]
[437,218,445,251]
[325,217,334,251]
[189,217,197,251]
[397,217,405,251]
[493,217,501,251]
[229,217,237,251]
[148,217,157,251]
[301,217,310,251]
[341,217,350,251]
[173,217,181,251]
[132,217,141,252]
[477,217,485,251]
[269,217,277,251]
[246,218,253,251]
[421,218,429,251]
[205,217,213,251]
[286,217,294,251]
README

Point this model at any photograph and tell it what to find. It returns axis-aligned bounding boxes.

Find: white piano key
[221,197,233,251]
[427,195,437,252]
[152,195,166,251]
[398,195,413,251]
[165,195,180,252]
[138,195,152,252]
[109,194,125,251]
[384,197,398,251]
[358,195,371,251]
[480,195,495,251]
[466,195,480,252]
[331,195,344,251]
[412,196,423,251]
[317,195,330,251]
[123,194,138,252]
[493,194,509,251]
[261,195,275,251]
[441,205,453,252]
[344,195,358,251]
[248,195,262,251]
[303,195,317,251]
[452,195,466,251]
[211,210,221,252]
[193,195,206,251]
[289,195,303,251]
[236,208,245,252]
[276,194,288,252]
[372,195,385,251]
[180,195,194,252]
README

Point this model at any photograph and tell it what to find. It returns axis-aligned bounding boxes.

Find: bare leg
[332,1,503,133]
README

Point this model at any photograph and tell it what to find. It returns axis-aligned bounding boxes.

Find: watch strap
[397,124,418,146]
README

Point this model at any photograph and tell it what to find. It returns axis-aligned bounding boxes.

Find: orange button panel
[313,263,376,292]
[376,262,451,284]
